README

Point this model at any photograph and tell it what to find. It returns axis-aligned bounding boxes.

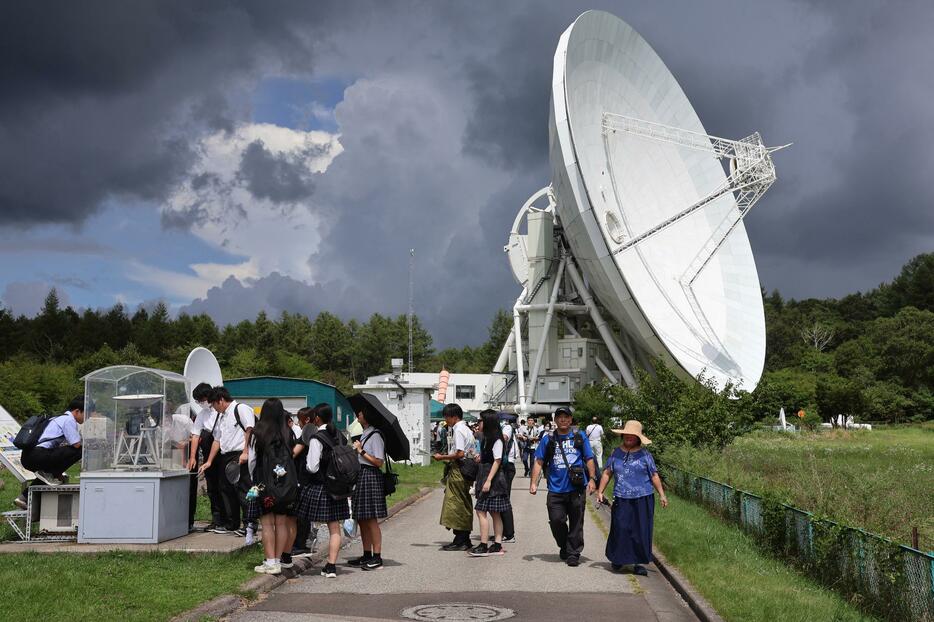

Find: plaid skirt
[245,494,297,522]
[475,493,511,514]
[353,465,387,520]
[297,482,350,523]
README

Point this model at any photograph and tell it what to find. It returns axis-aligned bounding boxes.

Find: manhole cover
[400,602,515,621]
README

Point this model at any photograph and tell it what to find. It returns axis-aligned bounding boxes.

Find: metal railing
[659,462,934,622]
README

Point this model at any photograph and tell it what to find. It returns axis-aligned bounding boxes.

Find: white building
[363,371,495,416]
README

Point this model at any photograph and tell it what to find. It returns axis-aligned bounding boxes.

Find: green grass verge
[653,491,877,622]
[0,460,444,621]
[659,423,934,550]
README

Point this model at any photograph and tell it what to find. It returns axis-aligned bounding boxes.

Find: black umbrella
[348,393,411,461]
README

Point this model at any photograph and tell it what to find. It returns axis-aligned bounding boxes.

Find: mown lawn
[0,460,443,621]
[651,491,877,622]
[659,423,934,550]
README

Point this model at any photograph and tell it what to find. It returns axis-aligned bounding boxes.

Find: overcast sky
[1,1,932,347]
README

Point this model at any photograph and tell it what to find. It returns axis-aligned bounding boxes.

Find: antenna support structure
[408,248,415,374]
[486,186,644,415]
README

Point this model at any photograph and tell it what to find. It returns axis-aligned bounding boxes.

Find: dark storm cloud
[237,140,322,203]
[0,1,331,226]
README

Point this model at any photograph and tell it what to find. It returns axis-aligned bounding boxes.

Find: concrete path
[230,476,695,622]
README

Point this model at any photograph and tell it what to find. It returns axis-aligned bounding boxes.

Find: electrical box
[38,489,80,534]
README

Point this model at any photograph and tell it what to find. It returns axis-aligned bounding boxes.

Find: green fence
[659,463,934,622]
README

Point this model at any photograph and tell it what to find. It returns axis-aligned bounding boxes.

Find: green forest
[1,253,933,424]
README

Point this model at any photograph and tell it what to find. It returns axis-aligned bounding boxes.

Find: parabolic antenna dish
[184,347,223,412]
[549,10,767,390]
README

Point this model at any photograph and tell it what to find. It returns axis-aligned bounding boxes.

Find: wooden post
[911,526,919,550]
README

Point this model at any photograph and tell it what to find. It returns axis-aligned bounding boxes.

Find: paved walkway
[231,476,695,622]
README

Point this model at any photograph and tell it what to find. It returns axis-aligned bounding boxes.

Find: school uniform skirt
[474,493,511,514]
[353,465,387,520]
[297,482,350,523]
[606,493,654,566]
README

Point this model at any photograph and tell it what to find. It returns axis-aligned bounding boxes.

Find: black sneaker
[469,543,490,557]
[487,543,504,556]
[211,526,229,534]
[13,495,27,510]
[566,556,580,567]
[347,554,371,567]
[361,556,383,570]
[441,541,471,551]
[559,547,569,561]
[233,528,246,537]
[321,562,337,578]
[279,553,294,569]
[633,564,648,576]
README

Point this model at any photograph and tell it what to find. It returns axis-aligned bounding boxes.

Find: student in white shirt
[16,396,85,508]
[469,410,511,557]
[432,403,474,550]
[585,417,606,471]
[186,383,226,531]
[200,386,255,535]
[348,408,388,570]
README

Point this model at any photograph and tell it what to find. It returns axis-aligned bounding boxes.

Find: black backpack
[315,430,360,500]
[258,435,298,507]
[13,414,53,451]
[542,432,585,474]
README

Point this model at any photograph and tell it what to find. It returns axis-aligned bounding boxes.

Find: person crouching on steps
[469,409,511,557]
[248,398,299,575]
[297,405,350,579]
[348,408,388,570]
[596,420,668,576]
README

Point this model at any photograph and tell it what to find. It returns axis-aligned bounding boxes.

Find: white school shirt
[306,437,324,474]
[213,401,255,454]
[502,425,520,462]
[451,420,473,453]
[358,427,386,465]
[490,438,504,460]
[585,423,605,444]
[190,404,217,436]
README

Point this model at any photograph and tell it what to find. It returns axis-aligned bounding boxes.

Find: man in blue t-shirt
[529,406,596,567]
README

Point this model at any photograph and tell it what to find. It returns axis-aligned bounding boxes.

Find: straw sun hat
[611,420,652,445]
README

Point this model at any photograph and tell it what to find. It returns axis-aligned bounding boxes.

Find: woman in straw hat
[596,420,668,576]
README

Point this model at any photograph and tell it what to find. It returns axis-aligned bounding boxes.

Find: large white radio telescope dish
[184,347,223,412]
[550,10,775,391]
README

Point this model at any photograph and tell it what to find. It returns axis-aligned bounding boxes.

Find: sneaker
[441,542,471,552]
[58,473,70,484]
[502,536,516,544]
[468,543,490,557]
[233,528,247,537]
[361,556,383,571]
[347,554,371,567]
[244,525,256,545]
[633,564,648,576]
[559,547,569,561]
[35,471,62,486]
[279,553,293,569]
[13,495,27,510]
[566,556,580,567]
[320,562,337,578]
[204,522,218,532]
[291,547,313,558]
[487,543,504,556]
[254,561,281,575]
[211,526,229,534]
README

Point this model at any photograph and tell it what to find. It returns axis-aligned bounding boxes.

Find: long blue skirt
[606,493,654,565]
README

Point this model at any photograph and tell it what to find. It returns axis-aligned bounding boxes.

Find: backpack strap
[233,403,249,433]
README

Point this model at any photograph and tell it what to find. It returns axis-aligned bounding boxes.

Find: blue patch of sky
[0,200,246,313]
[251,76,350,132]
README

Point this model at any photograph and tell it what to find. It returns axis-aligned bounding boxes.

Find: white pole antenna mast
[408,248,415,374]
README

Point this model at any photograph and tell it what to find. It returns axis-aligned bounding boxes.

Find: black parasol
[348,393,411,461]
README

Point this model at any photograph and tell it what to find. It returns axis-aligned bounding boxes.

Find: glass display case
[81,366,190,473]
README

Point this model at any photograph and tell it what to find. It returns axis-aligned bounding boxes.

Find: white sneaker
[36,471,63,486]
[254,561,281,575]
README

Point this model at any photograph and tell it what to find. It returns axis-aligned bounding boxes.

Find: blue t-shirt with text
[534,431,594,493]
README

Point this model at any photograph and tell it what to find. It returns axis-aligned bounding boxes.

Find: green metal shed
[224,376,354,430]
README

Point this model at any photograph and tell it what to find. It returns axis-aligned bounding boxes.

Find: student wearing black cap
[529,406,596,567]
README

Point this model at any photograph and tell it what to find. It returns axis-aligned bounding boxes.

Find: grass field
[0,460,444,621]
[659,423,934,551]
[651,492,877,622]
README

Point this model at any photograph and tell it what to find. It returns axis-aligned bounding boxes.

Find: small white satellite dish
[184,347,223,412]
